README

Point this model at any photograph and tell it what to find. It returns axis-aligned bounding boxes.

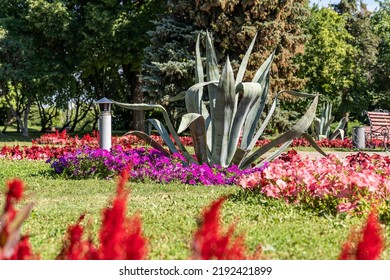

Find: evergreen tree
[142,0,310,124]
[191,0,309,92]
[141,1,198,123]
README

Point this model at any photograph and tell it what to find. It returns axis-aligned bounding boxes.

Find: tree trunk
[3,85,26,136]
[123,64,145,132]
[21,95,32,137]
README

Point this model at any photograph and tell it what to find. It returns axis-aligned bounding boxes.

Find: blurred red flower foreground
[57,170,148,260]
[0,172,385,260]
[339,210,384,260]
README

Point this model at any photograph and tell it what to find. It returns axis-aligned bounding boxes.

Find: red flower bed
[31,131,359,149]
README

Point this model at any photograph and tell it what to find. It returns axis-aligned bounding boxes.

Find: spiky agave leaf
[330,117,347,140]
[168,92,186,102]
[239,94,325,169]
[235,33,257,86]
[146,118,179,154]
[209,56,236,167]
[124,131,170,157]
[186,34,207,115]
[227,82,262,164]
[178,113,208,164]
[240,51,274,150]
[185,81,215,149]
[245,90,319,152]
[112,101,196,164]
[314,102,346,140]
[205,31,220,155]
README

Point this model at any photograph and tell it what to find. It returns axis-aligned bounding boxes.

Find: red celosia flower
[121,215,148,260]
[5,179,24,212]
[59,170,148,260]
[1,178,38,260]
[98,187,128,259]
[356,211,384,260]
[65,223,86,260]
[9,236,37,260]
[339,229,359,260]
[192,197,260,260]
[339,209,384,260]
[57,215,98,260]
[97,168,148,260]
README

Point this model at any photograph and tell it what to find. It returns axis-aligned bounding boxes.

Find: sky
[311,0,380,11]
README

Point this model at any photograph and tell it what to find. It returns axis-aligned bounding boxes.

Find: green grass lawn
[1,159,389,260]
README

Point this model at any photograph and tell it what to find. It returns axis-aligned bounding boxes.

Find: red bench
[364,110,390,149]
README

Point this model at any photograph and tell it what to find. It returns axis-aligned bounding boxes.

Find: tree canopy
[0,0,389,134]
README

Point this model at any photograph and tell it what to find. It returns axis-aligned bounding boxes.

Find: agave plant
[313,102,347,140]
[113,31,325,169]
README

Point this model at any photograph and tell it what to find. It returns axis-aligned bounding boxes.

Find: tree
[0,0,77,135]
[191,0,309,92]
[0,0,165,134]
[295,7,356,116]
[332,0,380,117]
[142,0,310,126]
[371,0,390,109]
[65,0,166,131]
[141,1,198,125]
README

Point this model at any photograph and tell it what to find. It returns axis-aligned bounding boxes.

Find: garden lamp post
[95,97,113,150]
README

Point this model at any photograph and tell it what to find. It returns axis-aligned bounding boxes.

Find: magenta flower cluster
[48,146,266,185]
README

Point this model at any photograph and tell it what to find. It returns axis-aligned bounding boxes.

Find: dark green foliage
[190,0,309,92]
[0,0,72,135]
[141,13,198,124]
[142,0,310,126]
[0,0,166,133]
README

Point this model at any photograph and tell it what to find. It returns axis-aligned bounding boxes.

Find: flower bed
[0,145,77,160]
[48,146,266,185]
[32,130,360,149]
[3,131,390,216]
[1,133,388,260]
[32,130,193,148]
[239,150,390,215]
